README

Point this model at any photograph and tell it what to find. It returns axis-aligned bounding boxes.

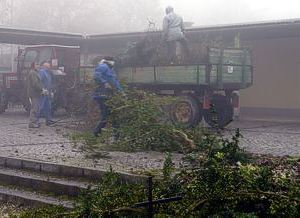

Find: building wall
[240,37,300,117]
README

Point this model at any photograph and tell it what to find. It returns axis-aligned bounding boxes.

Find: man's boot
[29,123,40,128]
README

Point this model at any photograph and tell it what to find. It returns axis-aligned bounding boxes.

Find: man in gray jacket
[163,6,189,63]
[27,62,43,128]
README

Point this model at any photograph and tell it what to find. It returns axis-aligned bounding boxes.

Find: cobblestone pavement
[227,120,300,157]
[0,108,299,174]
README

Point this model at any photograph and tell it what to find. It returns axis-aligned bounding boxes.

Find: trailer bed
[80,48,252,90]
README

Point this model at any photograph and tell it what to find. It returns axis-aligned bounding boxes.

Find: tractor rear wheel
[203,95,233,129]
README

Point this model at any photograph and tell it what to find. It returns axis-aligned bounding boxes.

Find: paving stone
[0,108,299,176]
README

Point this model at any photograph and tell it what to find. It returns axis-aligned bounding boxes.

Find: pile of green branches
[72,86,197,155]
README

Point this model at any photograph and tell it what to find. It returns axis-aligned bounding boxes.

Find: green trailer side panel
[156,65,206,84]
[117,67,132,82]
[118,65,207,85]
[210,65,252,84]
[209,48,251,65]
[118,67,155,83]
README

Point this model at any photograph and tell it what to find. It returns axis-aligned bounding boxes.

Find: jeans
[39,96,52,122]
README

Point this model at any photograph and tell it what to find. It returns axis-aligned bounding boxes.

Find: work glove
[121,92,127,97]
[50,92,54,99]
[42,89,49,96]
[104,83,112,89]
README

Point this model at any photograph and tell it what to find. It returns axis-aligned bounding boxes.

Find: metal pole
[147,177,153,218]
[10,0,14,72]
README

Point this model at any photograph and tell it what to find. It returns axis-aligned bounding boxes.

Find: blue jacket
[38,68,52,91]
[94,63,122,91]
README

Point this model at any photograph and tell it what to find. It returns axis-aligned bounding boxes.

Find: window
[23,50,38,68]
[56,49,65,67]
[24,50,38,63]
[38,48,52,64]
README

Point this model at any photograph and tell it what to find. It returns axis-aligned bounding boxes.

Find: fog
[1,0,300,33]
[162,0,300,26]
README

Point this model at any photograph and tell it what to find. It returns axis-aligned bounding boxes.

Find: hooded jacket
[94,63,122,91]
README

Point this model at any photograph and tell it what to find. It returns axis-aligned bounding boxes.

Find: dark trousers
[29,97,40,125]
[94,98,109,135]
[167,38,189,63]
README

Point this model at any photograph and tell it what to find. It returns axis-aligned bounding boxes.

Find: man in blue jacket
[38,61,55,126]
[93,57,123,137]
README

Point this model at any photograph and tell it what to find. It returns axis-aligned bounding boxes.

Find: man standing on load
[163,6,189,64]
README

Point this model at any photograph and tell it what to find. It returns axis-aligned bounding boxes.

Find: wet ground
[0,107,299,174]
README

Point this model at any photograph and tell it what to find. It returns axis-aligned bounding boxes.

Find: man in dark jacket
[92,57,123,137]
[163,6,189,63]
[28,63,43,128]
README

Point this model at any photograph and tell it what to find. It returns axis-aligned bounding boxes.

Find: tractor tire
[203,95,234,129]
[170,95,202,128]
[0,90,8,114]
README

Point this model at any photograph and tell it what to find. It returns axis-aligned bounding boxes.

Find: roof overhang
[83,18,300,53]
[1,18,300,51]
[0,26,82,45]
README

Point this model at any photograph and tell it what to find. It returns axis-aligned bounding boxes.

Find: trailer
[80,47,253,128]
[0,34,253,128]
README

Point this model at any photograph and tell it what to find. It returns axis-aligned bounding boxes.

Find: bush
[21,131,299,217]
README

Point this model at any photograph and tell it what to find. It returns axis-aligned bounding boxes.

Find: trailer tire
[170,95,201,128]
[203,95,233,129]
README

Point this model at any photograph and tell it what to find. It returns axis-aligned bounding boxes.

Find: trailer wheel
[170,95,201,128]
[204,95,233,129]
[0,90,8,114]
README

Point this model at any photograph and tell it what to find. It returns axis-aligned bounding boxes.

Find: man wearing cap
[163,6,189,63]
[92,57,123,137]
